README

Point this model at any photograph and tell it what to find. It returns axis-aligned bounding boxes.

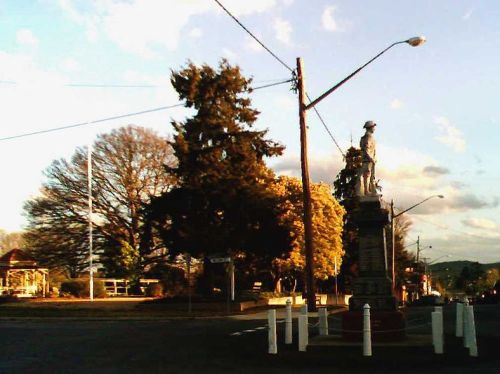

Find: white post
[432,311,444,354]
[463,299,470,348]
[456,302,464,337]
[87,143,94,301]
[268,309,277,354]
[285,299,293,344]
[363,303,372,357]
[319,307,328,336]
[300,304,309,325]
[298,314,308,352]
[467,305,478,357]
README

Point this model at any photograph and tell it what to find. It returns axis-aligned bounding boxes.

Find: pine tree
[148,61,289,274]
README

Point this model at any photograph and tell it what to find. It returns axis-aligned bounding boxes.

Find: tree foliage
[148,61,288,274]
[272,176,345,282]
[333,147,362,289]
[24,126,176,278]
[0,230,25,254]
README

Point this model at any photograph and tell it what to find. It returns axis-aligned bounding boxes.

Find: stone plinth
[342,195,404,341]
[348,195,397,312]
[342,310,406,342]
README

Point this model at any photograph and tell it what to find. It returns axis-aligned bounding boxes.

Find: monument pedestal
[342,195,406,342]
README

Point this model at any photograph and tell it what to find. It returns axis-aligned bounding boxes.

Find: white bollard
[363,303,372,357]
[319,307,328,336]
[268,309,277,354]
[285,299,293,344]
[456,302,464,337]
[463,299,470,348]
[467,305,478,357]
[298,314,308,352]
[300,303,308,344]
[432,311,444,354]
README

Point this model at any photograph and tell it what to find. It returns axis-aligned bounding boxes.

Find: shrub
[60,279,107,298]
[145,283,164,297]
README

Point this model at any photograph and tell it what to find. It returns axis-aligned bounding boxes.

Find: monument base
[341,310,406,342]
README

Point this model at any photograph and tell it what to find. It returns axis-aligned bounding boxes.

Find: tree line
[23,60,345,294]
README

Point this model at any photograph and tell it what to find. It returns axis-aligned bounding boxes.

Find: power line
[213,0,294,73]
[0,104,185,142]
[306,92,346,158]
[251,78,293,91]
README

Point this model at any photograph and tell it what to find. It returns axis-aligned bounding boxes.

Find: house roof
[0,248,38,267]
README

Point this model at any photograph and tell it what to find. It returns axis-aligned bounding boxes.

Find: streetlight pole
[297,36,426,311]
[391,195,444,289]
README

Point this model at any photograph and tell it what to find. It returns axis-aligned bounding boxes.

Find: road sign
[210,257,231,264]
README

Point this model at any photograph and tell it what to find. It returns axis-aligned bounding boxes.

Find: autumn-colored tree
[24,126,176,278]
[147,61,290,292]
[272,176,345,290]
[0,230,25,254]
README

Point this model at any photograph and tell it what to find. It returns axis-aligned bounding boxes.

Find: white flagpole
[88,143,94,301]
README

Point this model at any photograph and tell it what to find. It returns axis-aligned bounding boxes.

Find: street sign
[210,257,231,264]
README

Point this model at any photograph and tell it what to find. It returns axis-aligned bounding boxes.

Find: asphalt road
[0,304,499,373]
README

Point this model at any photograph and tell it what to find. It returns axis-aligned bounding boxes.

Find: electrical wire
[306,92,346,158]
[213,0,294,73]
[251,78,293,91]
[0,104,185,142]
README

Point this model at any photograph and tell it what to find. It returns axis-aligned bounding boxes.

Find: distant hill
[429,261,500,278]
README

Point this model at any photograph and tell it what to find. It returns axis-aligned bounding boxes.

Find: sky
[0,0,499,264]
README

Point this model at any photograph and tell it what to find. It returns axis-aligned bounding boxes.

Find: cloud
[450,181,468,190]
[462,218,497,230]
[271,152,343,183]
[189,27,203,38]
[245,34,264,53]
[433,116,466,153]
[57,0,277,57]
[450,194,497,210]
[16,29,39,46]
[273,17,293,45]
[222,48,238,61]
[423,165,450,176]
[321,6,339,32]
[390,98,403,109]
[60,57,81,72]
[462,8,473,20]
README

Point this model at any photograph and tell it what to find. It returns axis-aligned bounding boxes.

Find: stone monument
[342,121,405,342]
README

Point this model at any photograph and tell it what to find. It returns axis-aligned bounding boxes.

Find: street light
[297,36,426,311]
[390,194,444,289]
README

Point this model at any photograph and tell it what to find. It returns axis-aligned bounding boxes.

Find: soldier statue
[355,121,378,197]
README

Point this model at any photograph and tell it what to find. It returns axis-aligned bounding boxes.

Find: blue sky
[0,0,499,263]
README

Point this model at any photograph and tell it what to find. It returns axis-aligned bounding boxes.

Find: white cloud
[390,98,403,109]
[281,0,294,6]
[57,0,277,58]
[222,48,238,61]
[462,218,497,230]
[462,8,473,20]
[16,29,38,46]
[433,116,466,153]
[60,57,81,72]
[245,34,264,53]
[273,17,293,45]
[321,6,339,32]
[189,27,203,38]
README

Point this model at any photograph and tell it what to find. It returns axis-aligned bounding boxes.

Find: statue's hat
[363,120,376,129]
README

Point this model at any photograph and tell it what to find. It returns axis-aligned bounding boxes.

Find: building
[0,249,49,297]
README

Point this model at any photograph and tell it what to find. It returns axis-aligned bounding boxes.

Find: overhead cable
[213,0,294,73]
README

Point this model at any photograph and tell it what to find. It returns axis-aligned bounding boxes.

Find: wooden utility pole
[297,57,316,312]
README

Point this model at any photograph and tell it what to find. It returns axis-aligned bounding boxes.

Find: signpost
[210,256,234,313]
